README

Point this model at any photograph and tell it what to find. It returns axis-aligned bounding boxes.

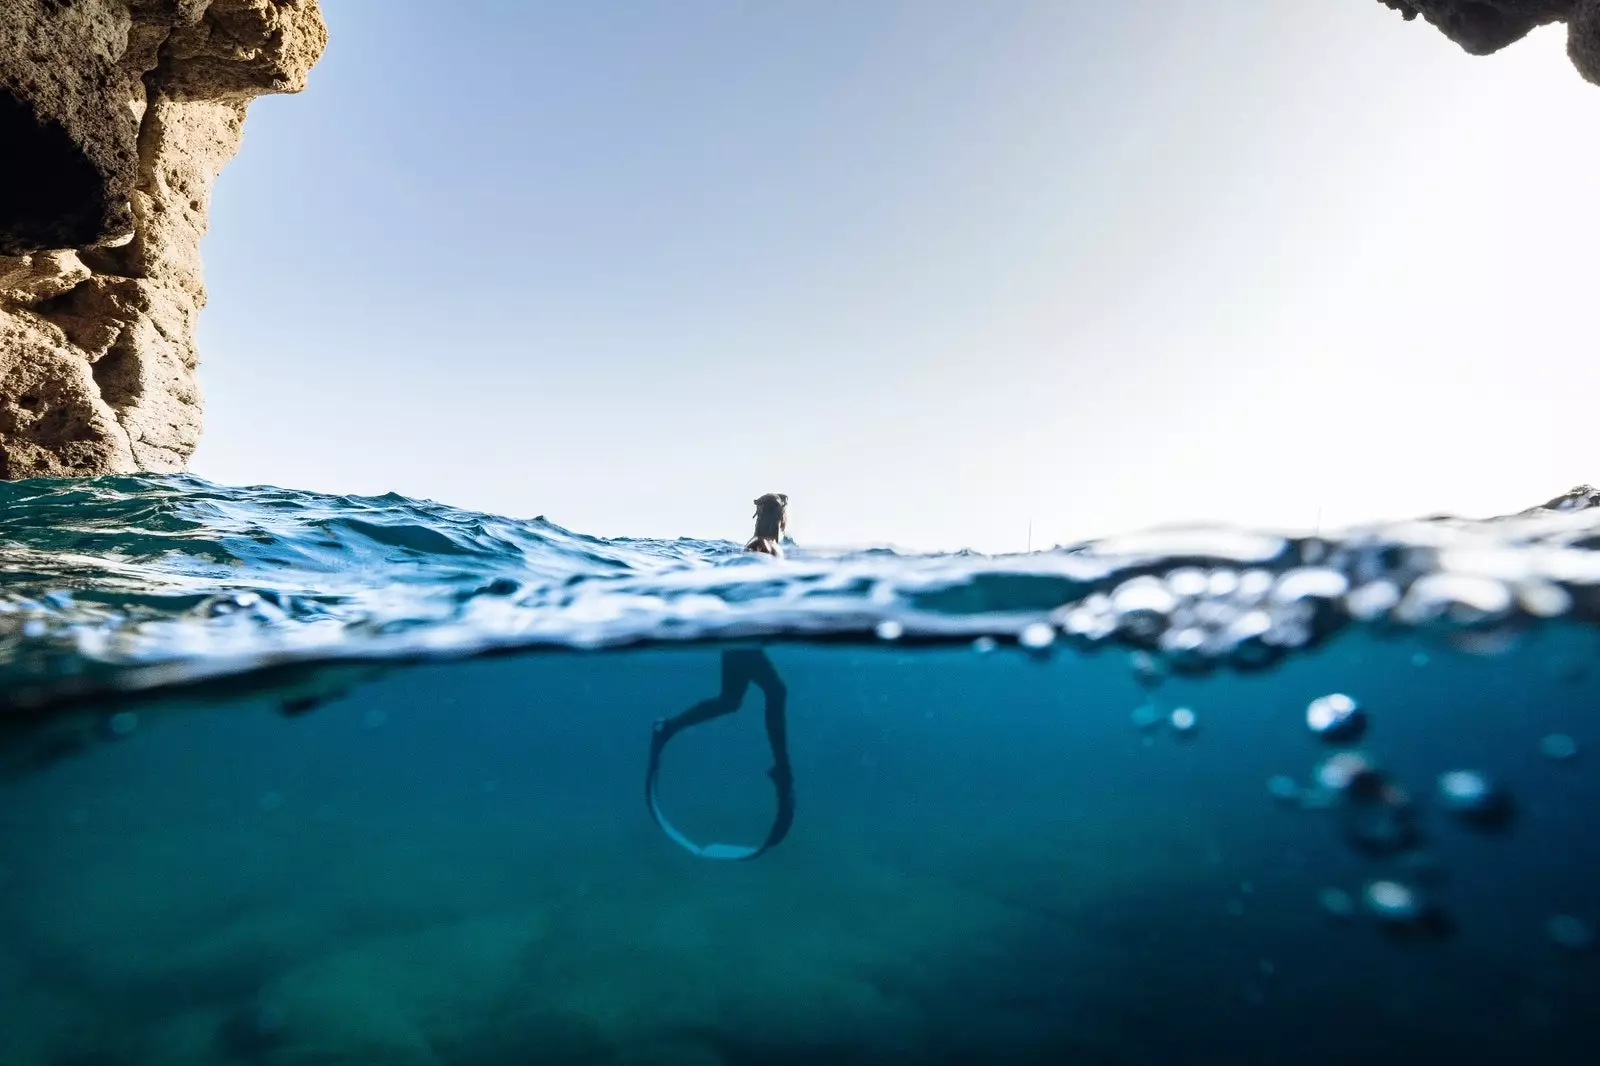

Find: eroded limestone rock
[0,0,325,480]
[1377,0,1600,84]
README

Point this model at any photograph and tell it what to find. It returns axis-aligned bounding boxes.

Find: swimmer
[745,492,788,557]
[644,493,795,860]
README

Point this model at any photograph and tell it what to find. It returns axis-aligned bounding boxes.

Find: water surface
[2,476,1597,1065]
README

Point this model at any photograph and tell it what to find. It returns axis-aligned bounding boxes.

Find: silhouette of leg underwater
[646,648,795,859]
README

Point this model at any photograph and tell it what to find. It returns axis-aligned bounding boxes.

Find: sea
[1,474,1597,1066]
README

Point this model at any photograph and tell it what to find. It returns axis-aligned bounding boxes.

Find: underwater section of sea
[3,475,1600,1066]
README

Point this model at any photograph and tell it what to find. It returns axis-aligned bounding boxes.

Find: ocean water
[2,476,1598,1066]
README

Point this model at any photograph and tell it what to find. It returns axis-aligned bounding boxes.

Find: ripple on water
[3,475,1600,702]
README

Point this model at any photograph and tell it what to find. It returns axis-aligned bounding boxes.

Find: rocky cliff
[1377,0,1600,83]
[0,0,324,479]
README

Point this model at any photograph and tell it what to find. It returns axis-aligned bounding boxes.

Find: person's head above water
[747,493,788,556]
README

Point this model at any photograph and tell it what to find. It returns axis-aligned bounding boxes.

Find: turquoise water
[2,476,1598,1065]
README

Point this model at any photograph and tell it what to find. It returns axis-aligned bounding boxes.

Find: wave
[2,474,1598,707]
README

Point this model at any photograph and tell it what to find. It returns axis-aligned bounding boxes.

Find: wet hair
[752,493,788,540]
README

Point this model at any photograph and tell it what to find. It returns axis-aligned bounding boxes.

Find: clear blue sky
[190,1,1600,551]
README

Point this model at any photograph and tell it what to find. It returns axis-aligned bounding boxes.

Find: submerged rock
[0,1,327,478]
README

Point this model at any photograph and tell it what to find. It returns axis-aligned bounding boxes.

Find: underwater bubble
[1226,899,1246,917]
[1540,733,1578,761]
[1437,769,1489,806]
[1517,580,1572,619]
[362,708,387,730]
[1437,770,1515,831]
[873,620,904,641]
[1059,602,1116,641]
[1018,622,1056,650]
[21,619,47,638]
[1193,599,1236,628]
[1207,569,1240,597]
[1131,704,1164,732]
[1316,751,1378,793]
[1412,652,1430,668]
[1397,573,1514,626]
[1273,567,1349,604]
[1158,625,1206,662]
[258,791,284,812]
[1129,650,1166,686]
[1221,608,1279,665]
[1318,887,1356,919]
[1346,581,1401,621]
[1362,878,1455,940]
[1546,914,1595,951]
[1318,755,1421,856]
[1166,567,1209,599]
[1169,707,1198,736]
[105,711,138,736]
[1263,617,1312,649]
[971,636,998,654]
[1267,775,1302,804]
[1111,576,1177,613]
[1364,879,1423,922]
[1226,609,1271,640]
[1110,576,1177,639]
[1237,569,1275,603]
[1306,692,1366,744]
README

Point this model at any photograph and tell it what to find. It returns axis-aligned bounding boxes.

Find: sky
[190,0,1600,553]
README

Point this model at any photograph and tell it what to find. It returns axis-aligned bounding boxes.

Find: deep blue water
[2,475,1598,1065]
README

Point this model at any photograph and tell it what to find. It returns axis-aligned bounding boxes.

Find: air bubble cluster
[1306,693,1365,743]
[1260,679,1550,944]
[1055,564,1347,674]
